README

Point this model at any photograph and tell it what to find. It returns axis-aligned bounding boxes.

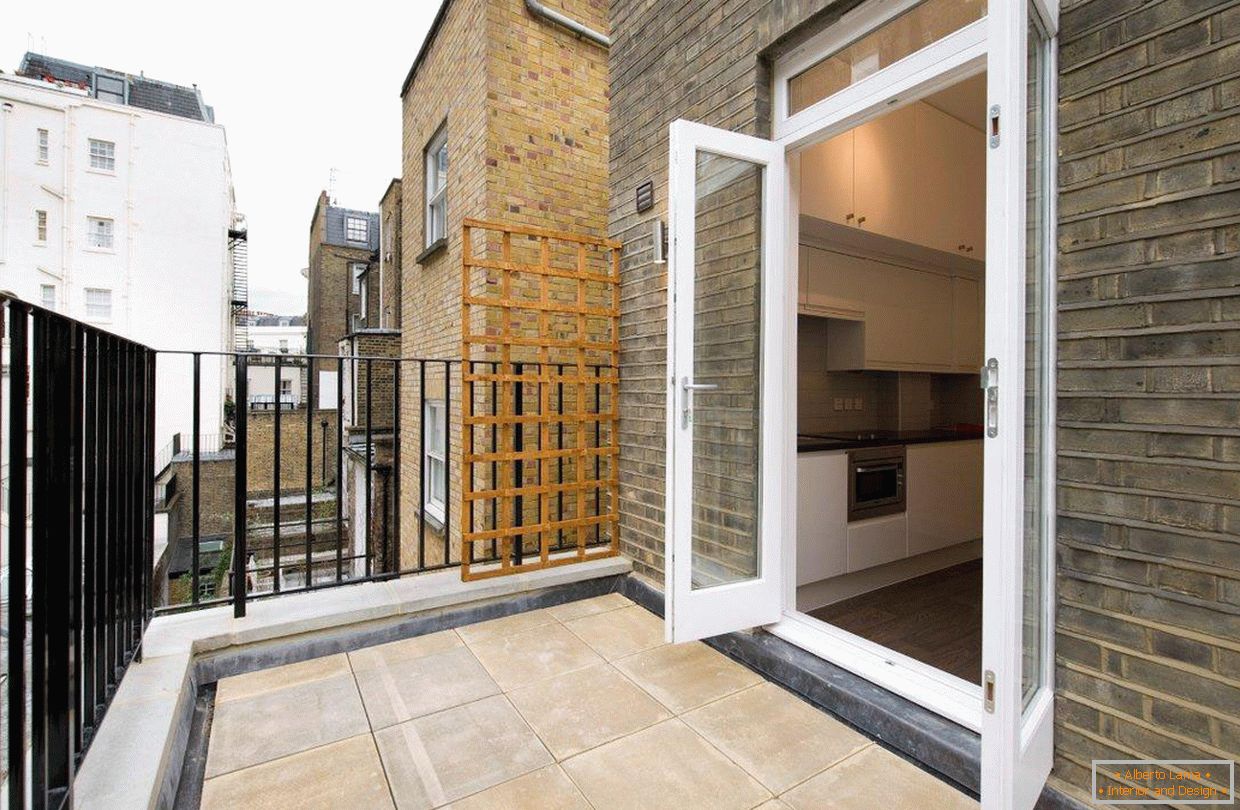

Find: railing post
[364,357,373,578]
[305,356,315,586]
[6,302,28,810]
[273,354,282,593]
[192,353,201,604]
[391,360,401,574]
[336,356,344,582]
[233,354,248,618]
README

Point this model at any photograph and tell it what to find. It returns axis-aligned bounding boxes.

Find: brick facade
[607,0,1240,802]
[1052,0,1240,802]
[245,408,339,496]
[306,191,379,355]
[398,0,610,570]
[379,179,403,330]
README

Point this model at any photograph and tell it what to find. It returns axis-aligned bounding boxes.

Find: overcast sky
[2,0,439,315]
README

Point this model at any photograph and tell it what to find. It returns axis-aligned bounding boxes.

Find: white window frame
[36,128,49,163]
[84,288,112,321]
[35,210,48,243]
[345,216,368,243]
[351,262,366,294]
[424,399,447,522]
[424,126,448,248]
[39,284,56,310]
[86,216,114,250]
[88,138,116,172]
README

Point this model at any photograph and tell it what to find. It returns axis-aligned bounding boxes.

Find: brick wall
[245,408,340,495]
[380,179,403,330]
[1052,0,1240,801]
[399,0,610,569]
[307,191,375,355]
[166,454,235,548]
[341,331,401,432]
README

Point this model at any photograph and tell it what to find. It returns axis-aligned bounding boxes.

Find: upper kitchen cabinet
[853,104,919,244]
[800,129,854,227]
[914,103,986,258]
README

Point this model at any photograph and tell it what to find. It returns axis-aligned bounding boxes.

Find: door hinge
[984,669,996,713]
[988,104,1001,148]
[980,357,999,438]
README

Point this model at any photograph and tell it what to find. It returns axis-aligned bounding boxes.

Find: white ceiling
[922,73,987,131]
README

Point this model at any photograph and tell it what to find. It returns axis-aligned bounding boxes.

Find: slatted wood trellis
[460,219,621,580]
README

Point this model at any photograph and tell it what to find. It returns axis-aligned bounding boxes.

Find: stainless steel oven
[847,445,906,522]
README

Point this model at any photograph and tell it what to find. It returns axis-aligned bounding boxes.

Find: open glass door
[665,120,788,642]
[981,2,1057,807]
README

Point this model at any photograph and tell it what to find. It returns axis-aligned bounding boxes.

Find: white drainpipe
[524,0,610,48]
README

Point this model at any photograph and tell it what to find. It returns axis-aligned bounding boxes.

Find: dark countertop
[797,428,983,453]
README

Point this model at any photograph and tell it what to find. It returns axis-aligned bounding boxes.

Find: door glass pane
[788,0,987,115]
[1022,16,1050,709]
[691,151,763,590]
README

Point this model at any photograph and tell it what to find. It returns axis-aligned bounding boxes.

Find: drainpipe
[524,0,610,48]
[1,102,11,266]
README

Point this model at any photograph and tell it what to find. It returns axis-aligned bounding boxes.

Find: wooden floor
[808,559,982,684]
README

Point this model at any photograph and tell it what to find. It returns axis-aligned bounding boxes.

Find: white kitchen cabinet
[856,263,954,369]
[906,441,983,556]
[952,276,983,370]
[796,451,849,585]
[854,104,920,244]
[914,104,986,259]
[802,245,868,318]
[846,512,908,572]
[800,129,854,227]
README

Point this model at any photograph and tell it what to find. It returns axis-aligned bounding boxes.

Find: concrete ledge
[73,557,630,810]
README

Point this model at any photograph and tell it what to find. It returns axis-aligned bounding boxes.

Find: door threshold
[770,610,983,732]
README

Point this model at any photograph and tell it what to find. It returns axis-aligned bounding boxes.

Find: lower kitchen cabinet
[847,512,908,572]
[906,440,983,555]
[796,452,848,585]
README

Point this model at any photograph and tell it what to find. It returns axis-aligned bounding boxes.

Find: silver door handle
[681,377,718,428]
[980,357,999,438]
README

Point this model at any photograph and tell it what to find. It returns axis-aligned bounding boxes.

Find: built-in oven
[847,445,906,522]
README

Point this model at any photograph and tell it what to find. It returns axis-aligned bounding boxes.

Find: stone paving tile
[206,670,370,778]
[682,682,872,794]
[455,608,557,645]
[467,622,604,692]
[563,605,667,660]
[214,653,352,704]
[445,764,591,809]
[561,719,771,810]
[374,695,552,809]
[348,629,463,672]
[507,662,672,759]
[613,639,762,713]
[354,644,501,730]
[546,592,634,623]
[780,744,979,809]
[201,733,393,810]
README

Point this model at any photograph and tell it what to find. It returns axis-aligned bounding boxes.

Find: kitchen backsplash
[797,315,981,434]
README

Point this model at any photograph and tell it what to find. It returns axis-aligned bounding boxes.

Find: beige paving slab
[562,719,770,810]
[755,801,794,810]
[374,695,553,809]
[613,640,762,713]
[201,733,394,810]
[564,605,666,660]
[507,662,672,759]
[354,644,501,730]
[468,622,604,692]
[348,629,463,672]
[781,744,978,810]
[214,652,351,704]
[546,592,634,623]
[456,608,557,645]
[205,671,370,778]
[683,682,872,793]
[446,764,590,810]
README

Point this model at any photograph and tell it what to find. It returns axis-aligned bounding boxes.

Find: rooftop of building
[15,52,214,122]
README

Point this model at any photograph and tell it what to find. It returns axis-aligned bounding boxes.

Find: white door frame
[664,120,789,643]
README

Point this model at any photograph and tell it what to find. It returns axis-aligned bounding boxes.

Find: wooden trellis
[460,218,621,580]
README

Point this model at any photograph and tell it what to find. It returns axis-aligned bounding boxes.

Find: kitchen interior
[794,72,987,685]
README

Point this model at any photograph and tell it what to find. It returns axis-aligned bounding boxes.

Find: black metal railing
[2,295,155,810]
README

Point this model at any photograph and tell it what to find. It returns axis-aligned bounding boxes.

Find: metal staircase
[229,217,250,351]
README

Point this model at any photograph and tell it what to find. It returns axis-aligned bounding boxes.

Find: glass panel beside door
[689,151,764,590]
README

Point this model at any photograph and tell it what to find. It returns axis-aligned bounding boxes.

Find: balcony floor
[198,594,977,809]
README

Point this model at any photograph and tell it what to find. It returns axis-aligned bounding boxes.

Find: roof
[167,533,227,578]
[400,0,454,97]
[324,205,381,251]
[17,52,213,122]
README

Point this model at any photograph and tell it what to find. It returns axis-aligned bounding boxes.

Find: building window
[424,126,448,247]
[84,288,112,320]
[37,129,49,163]
[359,271,369,319]
[35,210,47,243]
[351,262,366,294]
[87,217,114,249]
[40,284,56,309]
[279,377,293,399]
[424,400,446,521]
[88,139,116,171]
[94,74,125,104]
[278,338,289,353]
[345,216,368,243]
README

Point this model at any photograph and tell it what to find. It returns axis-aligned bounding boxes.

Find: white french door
[664,120,788,643]
[980,1,1058,808]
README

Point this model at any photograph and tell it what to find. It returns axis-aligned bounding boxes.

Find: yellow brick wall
[399,0,609,570]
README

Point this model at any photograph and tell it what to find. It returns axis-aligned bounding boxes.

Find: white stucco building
[0,53,239,452]
[245,314,307,408]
